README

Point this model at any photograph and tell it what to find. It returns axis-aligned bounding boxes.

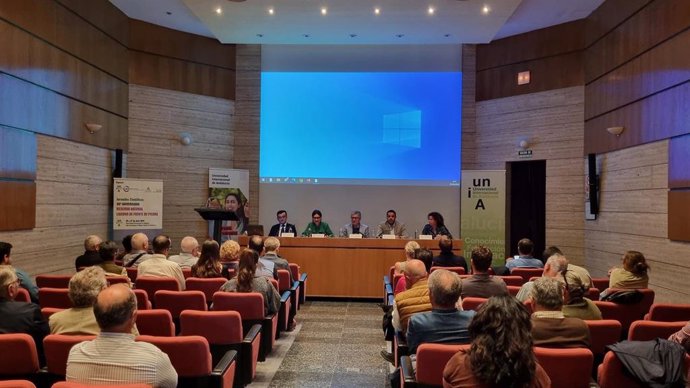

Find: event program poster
[461,170,506,266]
[208,168,249,241]
[113,178,163,230]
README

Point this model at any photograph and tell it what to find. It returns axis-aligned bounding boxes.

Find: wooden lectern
[194,208,238,242]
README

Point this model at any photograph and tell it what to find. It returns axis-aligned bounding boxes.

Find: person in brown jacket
[391,259,432,333]
[530,276,590,348]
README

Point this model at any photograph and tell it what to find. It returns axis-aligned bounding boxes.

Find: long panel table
[239,236,463,298]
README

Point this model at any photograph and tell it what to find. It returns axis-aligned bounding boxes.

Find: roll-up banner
[461,170,506,267]
[113,178,164,241]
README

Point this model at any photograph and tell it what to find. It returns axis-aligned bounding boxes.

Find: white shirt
[137,254,186,290]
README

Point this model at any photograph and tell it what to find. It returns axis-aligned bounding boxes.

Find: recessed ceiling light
[268,8,274,15]
[482,5,491,14]
[165,11,172,15]
[444,34,451,38]
[215,7,222,15]
[396,34,404,38]
[349,34,357,38]
[428,6,435,15]
[256,34,264,38]
[321,7,327,15]
[374,7,380,15]
[303,34,310,38]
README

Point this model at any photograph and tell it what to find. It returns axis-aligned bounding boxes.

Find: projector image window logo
[382,110,421,148]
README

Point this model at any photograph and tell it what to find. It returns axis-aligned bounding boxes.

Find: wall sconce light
[518,138,529,150]
[179,132,193,146]
[84,123,102,134]
[517,70,531,85]
[606,126,625,136]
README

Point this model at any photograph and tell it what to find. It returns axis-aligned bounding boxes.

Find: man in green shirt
[302,209,334,236]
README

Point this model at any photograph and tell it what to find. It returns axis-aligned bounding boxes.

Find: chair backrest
[136,335,212,377]
[277,269,291,292]
[534,347,593,388]
[52,382,152,388]
[596,351,690,388]
[36,275,72,289]
[186,277,227,302]
[179,310,244,345]
[126,267,138,282]
[645,303,690,322]
[415,343,469,386]
[0,334,40,376]
[430,266,466,275]
[595,289,655,331]
[269,278,279,290]
[461,297,487,311]
[181,268,193,279]
[154,290,207,318]
[38,288,72,309]
[212,292,265,320]
[585,320,622,355]
[586,287,600,301]
[43,334,96,376]
[13,288,31,302]
[106,276,130,286]
[510,268,545,283]
[507,285,521,296]
[132,289,152,310]
[135,277,180,301]
[628,320,686,341]
[0,380,37,388]
[497,275,524,286]
[591,277,609,293]
[41,307,65,321]
[288,263,300,282]
[136,309,175,336]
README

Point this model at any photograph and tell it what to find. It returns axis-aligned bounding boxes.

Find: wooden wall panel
[0,0,128,81]
[669,134,690,189]
[461,45,477,170]
[471,87,585,263]
[55,0,129,46]
[585,0,651,46]
[0,182,36,231]
[232,45,261,225]
[127,84,234,246]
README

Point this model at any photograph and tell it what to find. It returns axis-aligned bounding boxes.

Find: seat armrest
[387,293,394,306]
[243,323,262,344]
[384,275,390,284]
[396,331,409,355]
[212,349,237,375]
[290,281,299,292]
[299,273,307,282]
[280,291,291,303]
[400,355,416,388]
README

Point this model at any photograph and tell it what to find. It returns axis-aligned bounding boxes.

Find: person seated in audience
[248,235,277,279]
[406,269,474,354]
[137,235,185,290]
[66,284,177,388]
[530,277,590,348]
[431,236,468,273]
[49,267,139,335]
[395,248,433,294]
[115,234,132,263]
[0,241,39,303]
[443,295,551,388]
[219,249,280,316]
[607,250,650,290]
[220,239,241,279]
[421,211,452,239]
[98,240,127,276]
[668,321,690,352]
[0,266,49,363]
[339,210,370,238]
[268,209,297,237]
[375,209,408,238]
[460,245,508,299]
[516,253,568,302]
[261,237,293,282]
[301,209,334,237]
[74,235,102,271]
[123,233,151,268]
[391,259,432,334]
[562,270,601,320]
[393,241,420,277]
[168,236,200,268]
[191,240,223,278]
[544,246,593,289]
[506,238,544,272]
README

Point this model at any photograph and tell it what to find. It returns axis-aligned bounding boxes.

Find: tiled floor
[250,301,390,388]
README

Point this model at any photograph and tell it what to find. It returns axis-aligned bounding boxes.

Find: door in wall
[506,160,546,261]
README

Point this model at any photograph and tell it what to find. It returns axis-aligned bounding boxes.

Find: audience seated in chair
[248,235,277,280]
[219,240,240,279]
[220,249,280,316]
[168,236,200,269]
[137,235,185,290]
[562,269,602,320]
[66,284,177,388]
[460,245,508,299]
[391,241,421,289]
[260,237,293,282]
[505,238,544,272]
[542,246,593,289]
[395,248,433,294]
[443,295,551,388]
[530,277,590,348]
[431,236,468,273]
[74,235,102,271]
[0,242,39,303]
[604,250,650,297]
[391,259,432,334]
[98,240,127,276]
[122,233,150,268]
[190,240,223,278]
[516,253,566,302]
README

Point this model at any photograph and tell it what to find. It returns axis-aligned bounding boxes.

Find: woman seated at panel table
[421,211,452,240]
[301,209,334,237]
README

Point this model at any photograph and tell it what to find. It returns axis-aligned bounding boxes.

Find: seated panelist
[269,209,297,236]
[339,210,370,238]
[375,209,407,238]
[302,209,334,237]
[421,211,452,239]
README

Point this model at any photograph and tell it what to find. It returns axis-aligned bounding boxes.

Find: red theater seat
[628,320,686,341]
[510,268,544,284]
[534,347,593,388]
[0,334,40,379]
[39,288,72,309]
[186,277,227,305]
[43,334,96,377]
[154,290,206,323]
[13,288,31,303]
[36,275,72,289]
[132,289,152,310]
[497,275,524,286]
[585,320,622,357]
[430,266,466,275]
[597,351,690,388]
[136,309,175,337]
[461,297,487,311]
[400,343,469,388]
[134,277,180,303]
[644,303,690,322]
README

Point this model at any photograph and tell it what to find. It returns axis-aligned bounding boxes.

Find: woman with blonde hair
[219,239,241,279]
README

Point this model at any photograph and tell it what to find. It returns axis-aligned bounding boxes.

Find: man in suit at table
[268,210,297,237]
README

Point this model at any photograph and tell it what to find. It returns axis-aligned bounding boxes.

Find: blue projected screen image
[260,71,461,186]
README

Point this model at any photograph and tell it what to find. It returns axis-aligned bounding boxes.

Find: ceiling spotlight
[396,34,404,38]
[482,5,491,14]
[444,33,451,37]
[303,34,310,38]
[268,8,274,15]
[428,7,435,15]
[321,7,327,15]
[374,7,380,15]
[349,34,357,38]
[165,11,172,15]
[215,7,222,15]
[256,34,263,37]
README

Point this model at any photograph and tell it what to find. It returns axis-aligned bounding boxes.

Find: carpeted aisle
[250,301,389,388]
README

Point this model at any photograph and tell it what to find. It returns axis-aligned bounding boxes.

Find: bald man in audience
[66,284,177,388]
[168,236,200,268]
[137,235,185,290]
[516,254,569,302]
[530,277,590,348]
[391,259,432,333]
[123,233,150,268]
[543,246,592,289]
[74,235,102,270]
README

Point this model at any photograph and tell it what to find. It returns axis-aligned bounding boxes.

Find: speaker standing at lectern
[268,210,297,237]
